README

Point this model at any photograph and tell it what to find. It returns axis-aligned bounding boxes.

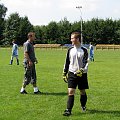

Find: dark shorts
[68,72,89,90]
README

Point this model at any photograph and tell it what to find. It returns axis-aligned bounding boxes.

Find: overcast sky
[1,0,120,26]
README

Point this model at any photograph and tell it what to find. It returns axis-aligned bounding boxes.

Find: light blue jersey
[89,44,94,61]
[89,44,94,56]
[12,43,18,56]
[10,42,19,65]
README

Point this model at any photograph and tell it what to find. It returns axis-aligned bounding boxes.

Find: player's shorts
[23,61,37,85]
[12,54,18,57]
[68,72,89,90]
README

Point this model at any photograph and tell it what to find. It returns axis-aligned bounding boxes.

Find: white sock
[34,87,38,92]
[20,87,25,92]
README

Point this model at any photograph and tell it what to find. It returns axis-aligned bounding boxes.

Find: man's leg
[10,56,13,65]
[63,88,75,116]
[92,55,94,61]
[20,64,32,94]
[31,64,41,94]
[80,89,87,111]
[15,56,19,65]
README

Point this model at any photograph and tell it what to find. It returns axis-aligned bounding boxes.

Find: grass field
[0,48,120,120]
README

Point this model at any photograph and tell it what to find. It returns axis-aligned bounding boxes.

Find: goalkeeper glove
[76,68,84,77]
[62,72,68,83]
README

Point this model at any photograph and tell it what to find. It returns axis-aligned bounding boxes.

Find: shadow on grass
[32,92,67,96]
[90,60,104,62]
[86,109,120,117]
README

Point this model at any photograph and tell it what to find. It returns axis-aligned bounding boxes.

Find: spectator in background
[89,42,94,62]
[9,40,19,65]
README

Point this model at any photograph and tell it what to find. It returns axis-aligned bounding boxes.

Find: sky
[1,0,120,26]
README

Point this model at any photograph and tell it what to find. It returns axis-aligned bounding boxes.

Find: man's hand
[62,72,68,83]
[76,68,84,77]
[35,59,38,64]
[28,61,33,67]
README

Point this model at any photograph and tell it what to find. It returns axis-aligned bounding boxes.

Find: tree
[46,21,60,44]
[18,16,34,44]
[0,3,7,18]
[0,3,7,44]
[3,13,33,45]
[71,21,81,33]
[34,25,43,44]
[58,17,72,44]
[3,13,21,45]
[114,20,120,44]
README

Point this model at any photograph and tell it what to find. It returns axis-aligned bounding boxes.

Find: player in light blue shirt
[89,42,94,62]
[9,40,19,65]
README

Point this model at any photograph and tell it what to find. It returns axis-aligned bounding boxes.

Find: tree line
[0,3,120,45]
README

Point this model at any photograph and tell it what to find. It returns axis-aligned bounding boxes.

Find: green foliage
[83,18,117,44]
[34,18,120,45]
[3,13,21,45]
[0,3,7,18]
[0,3,7,44]
[0,48,120,120]
[18,16,34,44]
[34,26,43,44]
[3,13,33,45]
[1,2,120,45]
[46,21,60,44]
[58,17,72,44]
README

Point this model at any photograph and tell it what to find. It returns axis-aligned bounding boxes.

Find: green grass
[0,48,120,120]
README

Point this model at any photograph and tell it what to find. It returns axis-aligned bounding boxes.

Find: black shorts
[68,72,89,90]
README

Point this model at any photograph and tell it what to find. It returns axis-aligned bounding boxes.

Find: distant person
[20,32,41,94]
[62,32,89,116]
[89,42,94,62]
[9,40,19,65]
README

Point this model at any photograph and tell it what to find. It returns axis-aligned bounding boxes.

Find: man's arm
[24,52,33,66]
[63,48,71,74]
[81,47,89,71]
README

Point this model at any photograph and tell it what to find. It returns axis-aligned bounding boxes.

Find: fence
[34,44,61,49]
[95,44,120,50]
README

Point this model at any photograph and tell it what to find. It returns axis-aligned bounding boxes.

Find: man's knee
[80,89,86,95]
[68,88,75,95]
[24,78,30,85]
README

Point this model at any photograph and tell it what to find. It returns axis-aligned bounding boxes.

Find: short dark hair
[71,32,81,42]
[27,32,35,38]
[12,40,16,44]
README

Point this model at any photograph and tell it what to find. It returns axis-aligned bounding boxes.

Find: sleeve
[15,44,18,50]
[63,48,71,74]
[16,44,18,49]
[12,45,15,55]
[82,47,88,68]
[12,45,14,54]
[24,43,29,53]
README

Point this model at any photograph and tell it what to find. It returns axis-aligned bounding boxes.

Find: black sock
[67,95,74,111]
[10,60,13,64]
[17,59,19,65]
[80,93,87,107]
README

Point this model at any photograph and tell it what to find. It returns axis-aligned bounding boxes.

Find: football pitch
[0,48,120,120]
